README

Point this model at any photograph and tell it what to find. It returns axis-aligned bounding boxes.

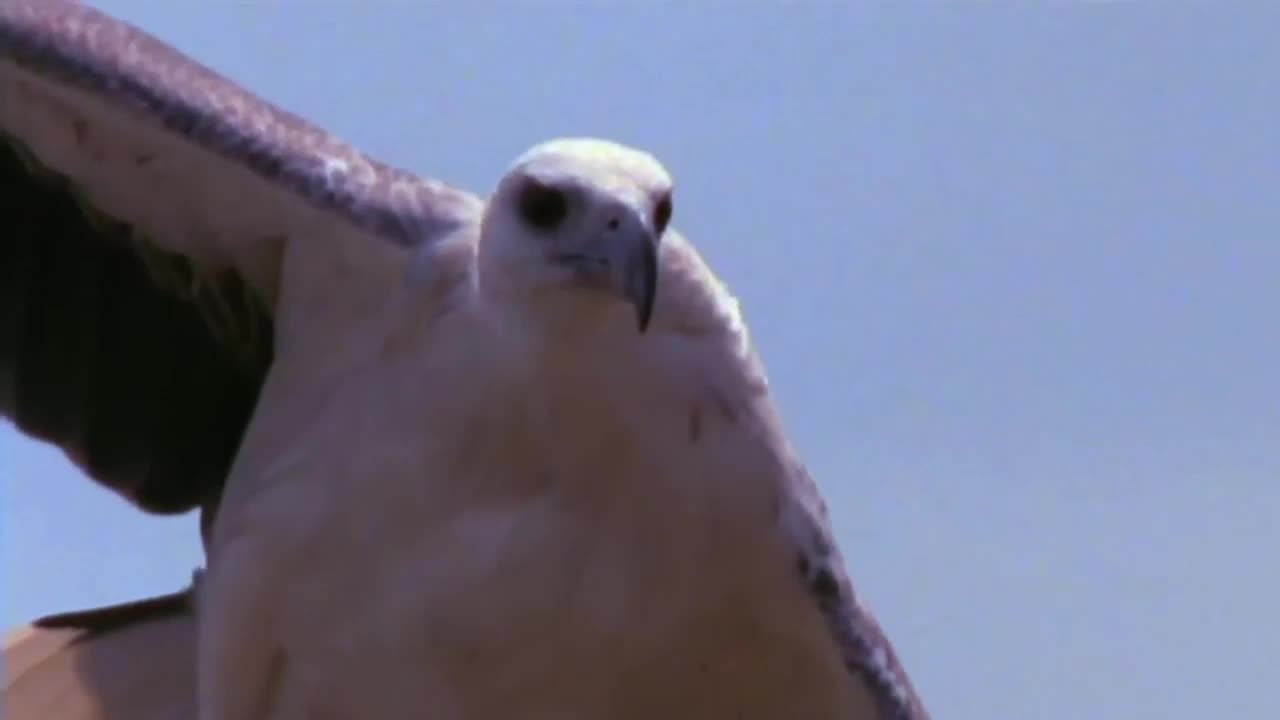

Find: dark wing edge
[33,582,194,637]
[0,129,269,525]
[31,566,202,637]
[788,464,933,720]
[0,0,484,249]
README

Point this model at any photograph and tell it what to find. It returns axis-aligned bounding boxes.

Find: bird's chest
[274,381,792,718]
[365,395,747,636]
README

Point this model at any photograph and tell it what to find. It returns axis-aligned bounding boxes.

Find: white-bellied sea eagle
[1,2,930,719]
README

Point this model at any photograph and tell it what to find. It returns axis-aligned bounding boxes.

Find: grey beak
[557,210,661,333]
[623,233,659,332]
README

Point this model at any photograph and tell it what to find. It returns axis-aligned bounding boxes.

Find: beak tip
[631,241,658,334]
[635,304,653,333]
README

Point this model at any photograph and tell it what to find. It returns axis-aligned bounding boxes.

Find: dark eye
[654,193,673,234]
[518,181,569,230]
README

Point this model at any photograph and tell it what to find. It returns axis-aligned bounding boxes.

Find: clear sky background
[3,2,1278,718]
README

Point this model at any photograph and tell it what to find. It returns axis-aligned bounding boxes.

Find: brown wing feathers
[0,132,271,523]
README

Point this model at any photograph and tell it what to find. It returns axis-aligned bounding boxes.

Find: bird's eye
[654,193,673,235]
[518,181,569,231]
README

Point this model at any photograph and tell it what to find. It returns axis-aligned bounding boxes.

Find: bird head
[478,137,674,333]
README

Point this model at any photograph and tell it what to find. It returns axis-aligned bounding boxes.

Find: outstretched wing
[785,462,932,720]
[0,0,484,541]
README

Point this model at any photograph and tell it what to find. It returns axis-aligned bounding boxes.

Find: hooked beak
[621,230,659,332]
[556,210,660,333]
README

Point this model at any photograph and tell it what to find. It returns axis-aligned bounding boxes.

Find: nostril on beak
[606,217,621,230]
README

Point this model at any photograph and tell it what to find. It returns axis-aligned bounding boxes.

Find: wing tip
[32,588,193,637]
[1,0,485,250]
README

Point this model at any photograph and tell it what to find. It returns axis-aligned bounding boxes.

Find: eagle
[1,2,931,719]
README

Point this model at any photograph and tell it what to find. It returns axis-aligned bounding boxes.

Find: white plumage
[1,4,928,719]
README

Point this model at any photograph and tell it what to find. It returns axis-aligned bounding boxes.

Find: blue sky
[4,3,1278,717]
